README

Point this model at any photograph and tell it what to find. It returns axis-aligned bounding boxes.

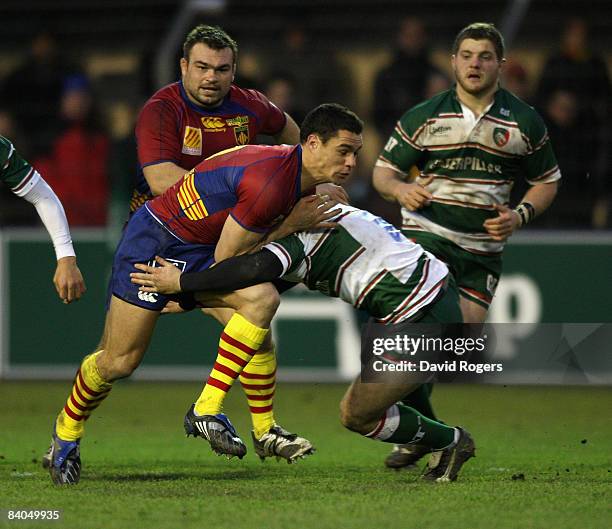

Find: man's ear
[306,133,321,152]
[180,57,189,77]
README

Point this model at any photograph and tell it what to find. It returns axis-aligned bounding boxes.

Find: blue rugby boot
[184,404,247,459]
[48,430,81,485]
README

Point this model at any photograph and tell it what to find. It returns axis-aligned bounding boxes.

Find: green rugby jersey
[264,205,449,324]
[0,135,41,196]
[376,87,561,254]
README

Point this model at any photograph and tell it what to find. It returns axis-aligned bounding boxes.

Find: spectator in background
[532,90,597,228]
[107,101,139,240]
[536,17,611,228]
[424,70,451,100]
[264,23,352,113]
[502,59,531,102]
[536,18,611,114]
[35,75,110,227]
[263,72,307,128]
[0,32,79,158]
[373,17,444,137]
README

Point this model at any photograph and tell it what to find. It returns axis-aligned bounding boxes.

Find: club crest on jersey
[182,126,202,155]
[493,127,510,147]
[201,116,226,132]
[234,125,249,145]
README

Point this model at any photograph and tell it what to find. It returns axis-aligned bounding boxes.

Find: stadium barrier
[1,228,611,383]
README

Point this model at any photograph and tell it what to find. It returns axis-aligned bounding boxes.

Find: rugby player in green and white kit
[131,204,476,482]
[372,23,560,468]
[0,135,85,303]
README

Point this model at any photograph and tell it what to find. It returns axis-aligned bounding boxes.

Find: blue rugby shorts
[108,205,216,310]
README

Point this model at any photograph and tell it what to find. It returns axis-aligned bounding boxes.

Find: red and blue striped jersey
[148,144,302,244]
[133,82,287,212]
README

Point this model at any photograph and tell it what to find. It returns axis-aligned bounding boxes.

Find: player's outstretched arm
[53,256,86,304]
[22,177,86,303]
[131,251,283,294]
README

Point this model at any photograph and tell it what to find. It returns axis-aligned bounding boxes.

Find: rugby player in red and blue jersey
[132,24,300,212]
[129,26,347,455]
[46,103,363,485]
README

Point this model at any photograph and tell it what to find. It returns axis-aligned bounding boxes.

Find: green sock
[368,403,455,450]
[401,383,438,421]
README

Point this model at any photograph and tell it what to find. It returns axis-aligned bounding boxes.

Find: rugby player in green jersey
[0,135,85,303]
[131,204,476,482]
[372,22,559,468]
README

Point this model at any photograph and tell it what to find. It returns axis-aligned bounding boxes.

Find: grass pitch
[0,382,610,529]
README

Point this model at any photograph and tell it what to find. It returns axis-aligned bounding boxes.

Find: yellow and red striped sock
[55,351,113,441]
[240,347,277,439]
[194,313,268,416]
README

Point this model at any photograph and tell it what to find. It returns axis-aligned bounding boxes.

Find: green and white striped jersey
[376,87,561,254]
[0,135,41,197]
[264,205,449,324]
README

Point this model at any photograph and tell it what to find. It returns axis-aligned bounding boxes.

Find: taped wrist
[513,202,535,227]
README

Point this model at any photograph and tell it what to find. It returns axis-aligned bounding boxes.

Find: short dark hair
[452,22,505,61]
[183,24,238,63]
[299,103,363,144]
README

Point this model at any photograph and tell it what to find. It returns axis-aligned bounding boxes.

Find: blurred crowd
[1,16,610,229]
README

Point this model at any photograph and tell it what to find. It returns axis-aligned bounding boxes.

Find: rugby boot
[422,427,475,482]
[252,425,315,463]
[384,443,431,470]
[48,430,81,485]
[184,403,247,459]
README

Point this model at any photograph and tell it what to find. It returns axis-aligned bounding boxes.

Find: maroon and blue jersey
[111,143,301,311]
[147,144,302,244]
[132,82,287,212]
